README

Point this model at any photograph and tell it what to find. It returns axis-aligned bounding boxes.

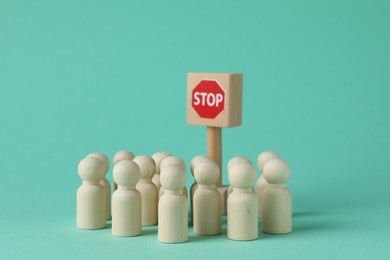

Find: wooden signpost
[187,72,243,213]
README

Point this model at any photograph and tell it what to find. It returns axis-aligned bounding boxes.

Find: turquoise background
[1,0,389,259]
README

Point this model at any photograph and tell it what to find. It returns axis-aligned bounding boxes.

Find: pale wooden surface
[261,158,292,234]
[217,186,228,216]
[193,160,221,235]
[112,160,142,237]
[100,178,111,220]
[133,155,158,226]
[113,150,135,191]
[226,156,253,198]
[77,157,106,230]
[158,165,188,243]
[86,152,111,220]
[256,151,280,218]
[227,162,258,240]
[151,152,171,191]
[189,155,212,224]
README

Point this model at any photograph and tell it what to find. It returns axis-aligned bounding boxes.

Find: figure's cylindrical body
[77,182,105,229]
[262,186,292,234]
[256,151,280,218]
[193,187,221,235]
[152,151,172,191]
[152,174,161,190]
[136,180,158,226]
[227,188,258,240]
[190,182,198,225]
[228,185,255,197]
[227,185,233,196]
[112,187,141,236]
[256,176,268,218]
[217,186,228,216]
[101,178,111,220]
[158,191,188,243]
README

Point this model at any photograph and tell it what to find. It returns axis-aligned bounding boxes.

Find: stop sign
[192,80,225,119]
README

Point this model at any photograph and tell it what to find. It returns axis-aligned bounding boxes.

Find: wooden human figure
[113,150,135,191]
[159,156,188,198]
[261,158,292,234]
[226,156,252,197]
[193,160,221,235]
[87,152,111,220]
[227,162,258,241]
[77,157,106,229]
[190,155,212,225]
[113,150,135,165]
[151,152,171,190]
[112,160,142,237]
[256,151,280,218]
[158,164,188,243]
[133,155,157,226]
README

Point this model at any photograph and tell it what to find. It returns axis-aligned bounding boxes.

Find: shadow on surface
[142,227,158,236]
[258,222,337,240]
[257,209,349,239]
[293,217,349,234]
[292,223,334,233]
[293,211,325,218]
[189,233,224,243]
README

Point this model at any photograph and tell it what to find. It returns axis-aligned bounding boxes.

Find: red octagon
[192,80,225,119]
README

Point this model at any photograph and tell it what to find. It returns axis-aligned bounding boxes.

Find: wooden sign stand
[187,72,243,214]
[207,126,222,186]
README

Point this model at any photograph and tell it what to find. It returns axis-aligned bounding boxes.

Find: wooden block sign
[187,72,243,128]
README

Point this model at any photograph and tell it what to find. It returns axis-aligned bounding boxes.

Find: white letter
[193,92,200,105]
[200,92,208,106]
[215,94,223,107]
[207,93,215,106]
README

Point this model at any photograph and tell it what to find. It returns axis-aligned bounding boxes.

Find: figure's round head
[78,157,105,181]
[190,155,212,176]
[152,152,172,175]
[160,156,186,172]
[228,162,256,189]
[113,150,135,165]
[257,151,280,172]
[263,158,290,185]
[87,152,109,174]
[133,155,156,180]
[160,165,186,191]
[113,160,140,187]
[194,160,220,185]
[227,156,252,172]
